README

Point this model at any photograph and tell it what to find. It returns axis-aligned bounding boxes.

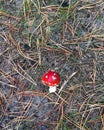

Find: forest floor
[0,0,104,130]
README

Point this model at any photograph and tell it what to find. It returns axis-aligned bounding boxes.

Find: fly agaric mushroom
[41,70,60,93]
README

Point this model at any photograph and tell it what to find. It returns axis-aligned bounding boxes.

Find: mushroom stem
[49,86,56,93]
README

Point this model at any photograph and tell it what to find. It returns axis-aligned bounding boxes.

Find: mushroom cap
[41,70,60,87]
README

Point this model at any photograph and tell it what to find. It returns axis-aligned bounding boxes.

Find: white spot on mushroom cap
[52,75,56,80]
[53,73,56,75]
[45,75,48,78]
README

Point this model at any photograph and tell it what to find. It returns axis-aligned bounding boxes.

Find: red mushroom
[41,70,60,93]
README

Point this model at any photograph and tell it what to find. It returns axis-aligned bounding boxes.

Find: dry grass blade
[0,11,21,20]
[55,105,64,130]
[29,18,45,42]
[36,38,41,66]
[16,98,33,127]
[78,0,103,10]
[64,114,88,130]
[10,59,37,86]
[54,92,69,105]
[58,71,78,94]
[79,94,95,112]
[0,80,17,88]
[17,42,35,61]
[0,21,19,31]
[50,39,72,54]
[0,47,9,56]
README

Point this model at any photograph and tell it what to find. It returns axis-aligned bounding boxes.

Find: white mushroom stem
[49,86,56,93]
